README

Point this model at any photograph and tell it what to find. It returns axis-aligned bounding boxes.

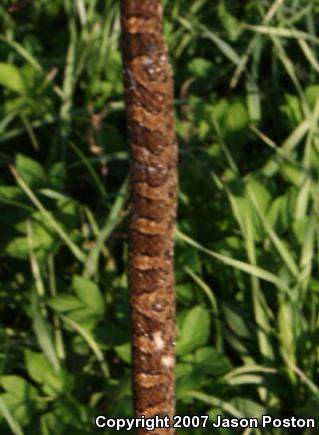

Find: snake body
[120,1,177,433]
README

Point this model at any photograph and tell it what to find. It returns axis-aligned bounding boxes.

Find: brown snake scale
[120,1,177,433]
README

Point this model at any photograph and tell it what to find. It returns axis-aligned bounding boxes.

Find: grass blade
[176,229,289,293]
[247,184,299,278]
[83,176,128,278]
[0,396,24,435]
[184,391,244,419]
[60,315,110,380]
[11,165,86,263]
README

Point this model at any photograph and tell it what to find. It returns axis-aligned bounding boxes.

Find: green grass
[1,0,319,434]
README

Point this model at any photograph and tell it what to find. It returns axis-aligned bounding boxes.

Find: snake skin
[120,1,177,433]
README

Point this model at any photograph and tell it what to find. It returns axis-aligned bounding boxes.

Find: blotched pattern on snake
[120,1,178,434]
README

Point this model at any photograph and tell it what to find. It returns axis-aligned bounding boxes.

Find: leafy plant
[1,0,319,434]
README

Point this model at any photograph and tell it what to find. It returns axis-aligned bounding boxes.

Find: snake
[120,1,178,433]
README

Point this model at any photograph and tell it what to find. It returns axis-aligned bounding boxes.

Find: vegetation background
[1,0,319,434]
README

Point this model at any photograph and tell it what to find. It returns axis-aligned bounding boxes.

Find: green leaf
[67,306,100,329]
[305,84,319,109]
[280,93,303,126]
[49,398,90,428]
[16,154,47,188]
[39,189,71,201]
[176,362,194,379]
[0,63,25,93]
[226,100,249,132]
[24,350,65,397]
[1,376,37,400]
[188,58,213,78]
[24,350,51,384]
[4,237,29,259]
[177,305,210,355]
[0,376,39,427]
[114,342,131,364]
[195,347,232,375]
[47,295,84,312]
[222,304,251,339]
[267,188,296,232]
[231,397,266,418]
[246,176,271,214]
[4,214,58,261]
[0,186,28,206]
[72,275,105,315]
[176,283,194,304]
[217,0,241,41]
[32,305,60,372]
[49,162,66,190]
[279,162,302,187]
